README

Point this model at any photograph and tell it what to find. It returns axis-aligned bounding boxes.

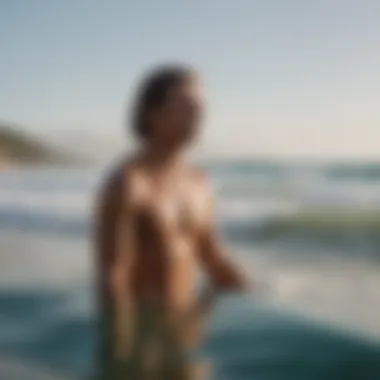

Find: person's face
[148,76,204,146]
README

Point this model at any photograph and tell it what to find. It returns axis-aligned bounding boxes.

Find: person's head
[131,64,204,149]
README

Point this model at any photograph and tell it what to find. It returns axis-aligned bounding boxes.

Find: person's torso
[127,164,208,310]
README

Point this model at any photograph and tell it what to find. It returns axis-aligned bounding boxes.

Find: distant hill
[0,124,69,166]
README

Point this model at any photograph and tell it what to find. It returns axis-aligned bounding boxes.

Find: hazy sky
[1,1,379,159]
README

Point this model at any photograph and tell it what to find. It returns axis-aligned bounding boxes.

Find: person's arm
[197,178,249,293]
[94,166,136,358]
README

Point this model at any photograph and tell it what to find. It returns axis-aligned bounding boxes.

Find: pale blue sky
[1,1,379,158]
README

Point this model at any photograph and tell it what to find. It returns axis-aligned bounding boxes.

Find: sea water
[0,161,379,379]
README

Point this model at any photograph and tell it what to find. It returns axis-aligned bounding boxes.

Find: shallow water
[1,285,379,380]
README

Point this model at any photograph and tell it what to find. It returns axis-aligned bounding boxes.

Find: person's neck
[141,142,185,172]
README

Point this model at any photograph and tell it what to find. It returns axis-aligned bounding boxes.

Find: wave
[2,167,380,251]
[2,206,380,260]
[1,195,380,231]
[0,206,87,236]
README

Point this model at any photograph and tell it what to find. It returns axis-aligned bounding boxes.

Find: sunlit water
[0,162,380,379]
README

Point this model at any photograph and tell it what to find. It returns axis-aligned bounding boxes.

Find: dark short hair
[130,64,195,140]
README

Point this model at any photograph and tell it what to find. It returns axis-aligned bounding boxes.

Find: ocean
[0,161,380,379]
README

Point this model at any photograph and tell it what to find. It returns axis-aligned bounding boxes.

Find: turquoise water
[1,289,380,379]
[0,162,380,379]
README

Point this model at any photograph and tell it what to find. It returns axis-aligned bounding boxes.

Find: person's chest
[132,172,206,237]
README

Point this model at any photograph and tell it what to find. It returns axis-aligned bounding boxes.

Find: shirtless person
[95,65,249,379]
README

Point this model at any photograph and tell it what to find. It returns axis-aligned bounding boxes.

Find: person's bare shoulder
[188,167,213,199]
[96,157,143,213]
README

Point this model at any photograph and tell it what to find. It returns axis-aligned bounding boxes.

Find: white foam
[235,247,380,339]
[0,230,91,289]
[217,199,298,222]
[0,189,91,217]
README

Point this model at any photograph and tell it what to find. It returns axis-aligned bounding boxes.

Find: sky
[0,0,380,160]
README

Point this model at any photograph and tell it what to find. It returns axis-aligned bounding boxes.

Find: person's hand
[238,277,253,292]
[214,271,252,294]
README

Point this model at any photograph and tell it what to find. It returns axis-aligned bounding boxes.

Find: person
[94,64,249,379]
